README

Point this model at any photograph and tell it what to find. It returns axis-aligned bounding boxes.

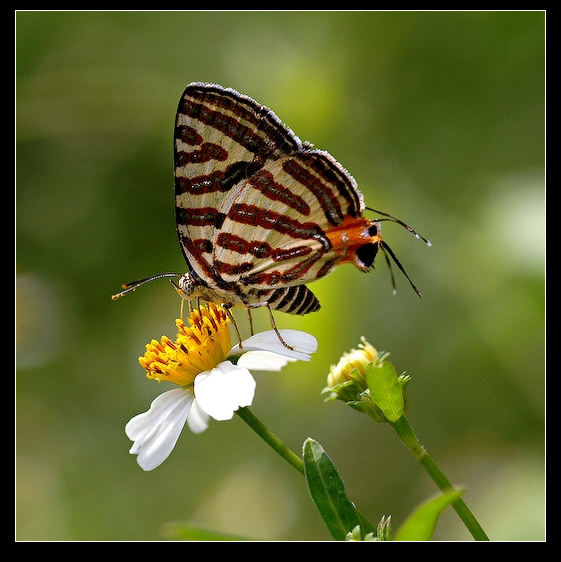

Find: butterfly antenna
[380,244,398,295]
[366,207,432,247]
[111,272,181,300]
[381,241,423,299]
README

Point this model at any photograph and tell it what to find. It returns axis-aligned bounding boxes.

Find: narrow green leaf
[161,521,250,541]
[366,362,404,422]
[394,488,465,541]
[303,438,361,540]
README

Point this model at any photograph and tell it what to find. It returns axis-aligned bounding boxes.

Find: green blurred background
[16,11,544,541]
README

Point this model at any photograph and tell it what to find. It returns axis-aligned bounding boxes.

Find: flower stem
[236,407,304,475]
[390,415,489,541]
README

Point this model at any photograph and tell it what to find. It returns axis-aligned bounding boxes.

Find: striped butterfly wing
[215,149,367,315]
[175,83,300,279]
[174,82,368,315]
[215,149,364,286]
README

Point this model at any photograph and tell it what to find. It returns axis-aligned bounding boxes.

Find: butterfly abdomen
[265,285,321,315]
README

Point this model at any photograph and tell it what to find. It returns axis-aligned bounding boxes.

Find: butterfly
[113,82,430,345]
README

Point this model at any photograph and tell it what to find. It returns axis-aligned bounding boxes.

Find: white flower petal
[187,398,210,434]
[125,388,194,471]
[229,330,318,362]
[194,361,256,421]
[237,350,296,372]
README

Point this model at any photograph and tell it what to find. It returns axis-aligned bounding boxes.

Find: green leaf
[161,521,250,541]
[303,438,363,541]
[366,362,404,422]
[394,488,465,541]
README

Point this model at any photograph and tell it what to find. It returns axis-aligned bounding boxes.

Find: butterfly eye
[178,272,196,297]
[356,242,380,269]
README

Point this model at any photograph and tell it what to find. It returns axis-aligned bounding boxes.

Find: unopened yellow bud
[327,337,378,389]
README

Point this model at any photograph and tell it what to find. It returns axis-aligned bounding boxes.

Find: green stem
[390,415,489,541]
[236,407,304,475]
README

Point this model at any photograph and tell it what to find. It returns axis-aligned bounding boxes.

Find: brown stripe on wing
[181,236,213,257]
[217,232,315,263]
[213,259,254,277]
[175,124,203,146]
[247,169,311,216]
[175,206,226,229]
[175,161,260,196]
[242,253,323,287]
[216,232,271,258]
[175,142,228,166]
[228,203,330,249]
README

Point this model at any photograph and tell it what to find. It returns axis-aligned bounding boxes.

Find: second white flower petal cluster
[126,329,317,471]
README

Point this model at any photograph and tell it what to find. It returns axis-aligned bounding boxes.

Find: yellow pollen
[138,303,232,387]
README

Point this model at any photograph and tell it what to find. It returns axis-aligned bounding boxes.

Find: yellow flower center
[138,303,231,387]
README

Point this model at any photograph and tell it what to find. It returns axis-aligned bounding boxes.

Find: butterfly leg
[246,308,254,336]
[224,306,244,349]
[265,304,294,350]
[179,297,198,321]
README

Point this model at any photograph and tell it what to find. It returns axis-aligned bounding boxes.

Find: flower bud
[326,337,378,387]
[345,525,376,541]
[324,337,383,403]
[324,338,409,424]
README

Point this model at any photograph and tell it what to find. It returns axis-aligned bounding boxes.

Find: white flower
[125,306,317,471]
